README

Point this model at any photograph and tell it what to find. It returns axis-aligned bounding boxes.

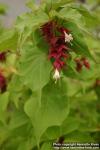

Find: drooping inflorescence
[41,20,90,83]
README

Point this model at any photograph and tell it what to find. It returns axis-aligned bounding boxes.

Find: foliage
[0,3,7,15]
[0,0,100,149]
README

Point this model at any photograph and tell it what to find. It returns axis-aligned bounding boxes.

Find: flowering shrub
[0,0,100,149]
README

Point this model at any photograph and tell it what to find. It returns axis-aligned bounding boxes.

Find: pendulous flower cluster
[41,20,90,83]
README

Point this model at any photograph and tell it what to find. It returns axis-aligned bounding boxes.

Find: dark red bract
[0,73,7,93]
[75,57,90,72]
[41,21,70,71]
[41,21,55,43]
[81,57,90,69]
[0,52,6,62]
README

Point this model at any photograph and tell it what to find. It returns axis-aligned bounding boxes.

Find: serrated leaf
[16,10,49,47]
[20,43,52,91]
[59,7,85,28]
[16,10,49,30]
[24,80,69,145]
[45,0,73,12]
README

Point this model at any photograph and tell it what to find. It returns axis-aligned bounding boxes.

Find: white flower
[64,31,73,43]
[53,68,60,83]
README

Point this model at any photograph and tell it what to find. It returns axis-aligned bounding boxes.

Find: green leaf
[0,92,9,123]
[8,75,23,108]
[59,7,85,29]
[1,137,22,150]
[0,3,7,15]
[16,10,49,31]
[24,80,69,145]
[26,0,37,11]
[63,21,92,58]
[16,10,49,47]
[42,126,60,141]
[44,0,73,12]
[65,131,94,142]
[32,29,49,53]
[8,74,22,92]
[9,111,29,130]
[71,5,100,28]
[18,26,32,48]
[20,43,52,91]
[42,117,79,142]
[17,141,30,150]
[0,122,9,145]
[40,142,53,150]
[63,61,79,79]
[0,30,18,51]
[61,117,80,135]
[72,39,92,58]
[61,78,82,97]
[17,135,36,150]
